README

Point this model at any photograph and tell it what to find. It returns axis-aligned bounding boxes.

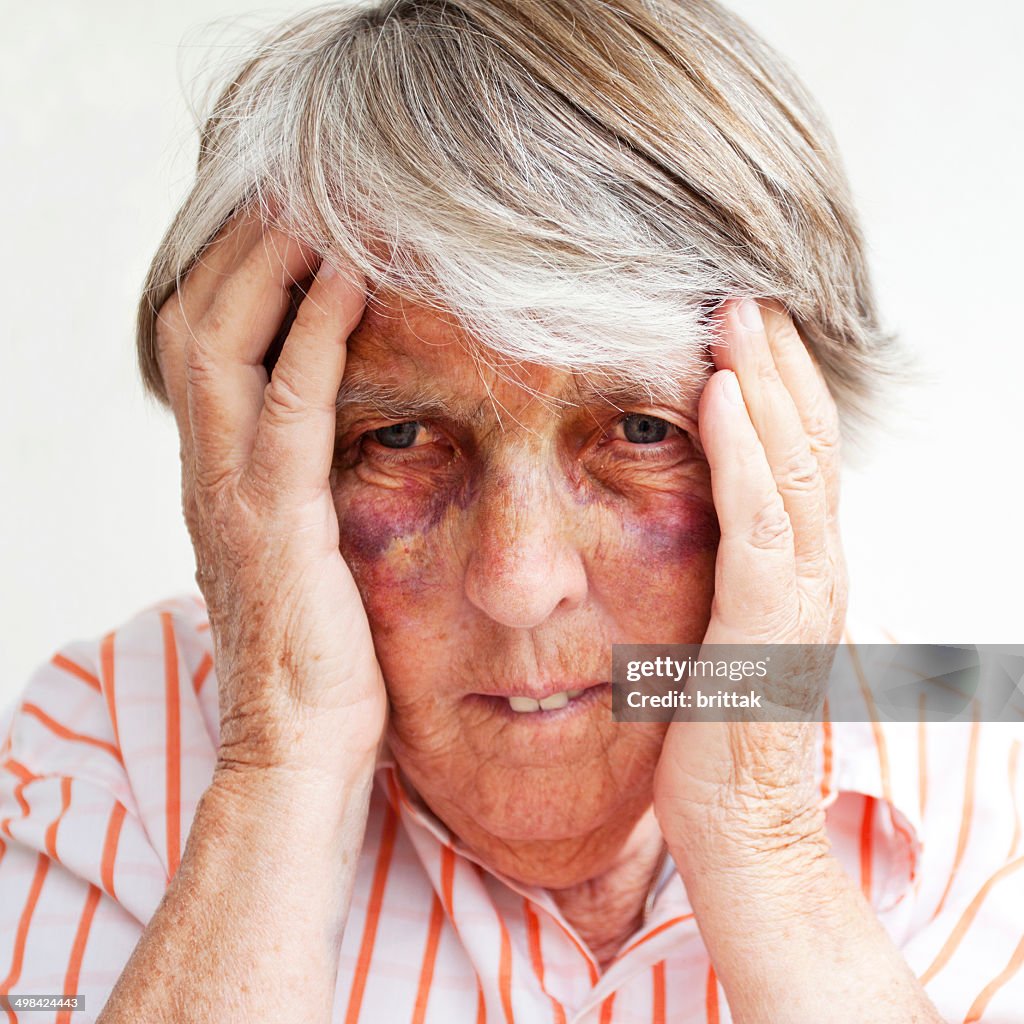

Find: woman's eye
[618,413,672,444]
[370,422,424,449]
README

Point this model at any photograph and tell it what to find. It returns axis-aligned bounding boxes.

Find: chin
[412,764,654,874]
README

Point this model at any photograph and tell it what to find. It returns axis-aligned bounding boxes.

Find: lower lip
[465,683,611,721]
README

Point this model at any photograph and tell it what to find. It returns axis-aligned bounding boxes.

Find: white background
[2,0,1022,707]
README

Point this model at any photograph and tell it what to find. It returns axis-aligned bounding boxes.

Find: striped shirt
[1,594,1022,1023]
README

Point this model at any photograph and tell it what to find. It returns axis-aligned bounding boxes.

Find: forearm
[671,825,943,1024]
[98,761,376,1024]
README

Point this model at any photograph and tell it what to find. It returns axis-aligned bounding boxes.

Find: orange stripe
[161,613,182,879]
[932,709,981,920]
[652,960,666,1024]
[820,708,833,803]
[57,884,102,1024]
[410,894,445,1024]
[1,759,37,839]
[619,914,695,958]
[441,842,456,917]
[554,918,599,984]
[917,698,928,818]
[705,964,719,1024]
[343,802,398,1024]
[912,706,928,896]
[476,982,487,1024]
[0,852,50,997]
[99,632,121,750]
[919,854,1024,986]
[846,634,919,861]
[192,651,213,695]
[45,777,73,861]
[859,796,875,901]
[963,933,1024,1023]
[459,860,511,1020]
[445,842,497,1022]
[497,911,515,1024]
[101,803,127,900]
[598,991,615,1024]
[845,636,892,801]
[523,900,566,1024]
[1009,741,1021,860]
[432,819,489,1024]
[50,654,101,692]
[2,759,35,785]
[21,702,123,763]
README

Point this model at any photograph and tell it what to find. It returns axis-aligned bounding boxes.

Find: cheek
[336,481,450,562]
[625,494,720,564]
[596,493,720,641]
[332,476,464,637]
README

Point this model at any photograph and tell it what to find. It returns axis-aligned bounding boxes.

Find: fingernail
[319,260,339,280]
[737,298,763,332]
[722,370,743,406]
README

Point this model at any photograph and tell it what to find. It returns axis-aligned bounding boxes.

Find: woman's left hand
[653,297,848,863]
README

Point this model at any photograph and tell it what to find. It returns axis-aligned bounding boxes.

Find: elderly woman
[1,1,1021,1021]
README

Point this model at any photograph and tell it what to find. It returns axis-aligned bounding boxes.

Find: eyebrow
[335,376,455,421]
[570,373,707,411]
[334,364,710,422]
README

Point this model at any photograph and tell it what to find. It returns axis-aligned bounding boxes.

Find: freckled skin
[330,293,720,895]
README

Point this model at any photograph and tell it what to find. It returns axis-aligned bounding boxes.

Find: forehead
[342,290,710,414]
[348,292,499,379]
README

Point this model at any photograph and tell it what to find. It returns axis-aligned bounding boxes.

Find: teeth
[539,691,568,711]
[508,696,541,713]
[506,689,587,713]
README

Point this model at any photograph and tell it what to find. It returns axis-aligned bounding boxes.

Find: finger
[179,211,269,318]
[246,260,367,501]
[760,300,842,527]
[699,368,798,634]
[155,211,268,430]
[184,227,318,485]
[170,201,292,325]
[711,299,829,580]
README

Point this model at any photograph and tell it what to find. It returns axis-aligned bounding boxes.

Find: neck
[548,808,666,970]
[391,764,667,969]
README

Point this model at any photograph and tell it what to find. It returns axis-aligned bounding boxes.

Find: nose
[463,461,589,629]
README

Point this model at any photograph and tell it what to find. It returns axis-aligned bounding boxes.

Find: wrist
[98,743,378,1023]
[216,694,385,781]
[192,760,377,929]
[663,832,940,1023]
[667,792,829,876]
[669,824,842,947]
[209,749,378,826]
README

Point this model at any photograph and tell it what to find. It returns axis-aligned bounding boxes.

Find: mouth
[465,683,610,719]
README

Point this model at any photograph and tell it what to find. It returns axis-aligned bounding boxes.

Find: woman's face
[331,293,719,885]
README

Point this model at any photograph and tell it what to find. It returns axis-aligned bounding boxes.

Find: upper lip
[474,682,603,700]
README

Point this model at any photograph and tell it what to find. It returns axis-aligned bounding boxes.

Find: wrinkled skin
[155,212,851,976]
[330,295,720,888]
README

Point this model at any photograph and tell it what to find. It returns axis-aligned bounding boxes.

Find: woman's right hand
[154,208,387,782]
[98,211,385,1023]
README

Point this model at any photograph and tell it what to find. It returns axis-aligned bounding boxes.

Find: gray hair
[137,0,910,443]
